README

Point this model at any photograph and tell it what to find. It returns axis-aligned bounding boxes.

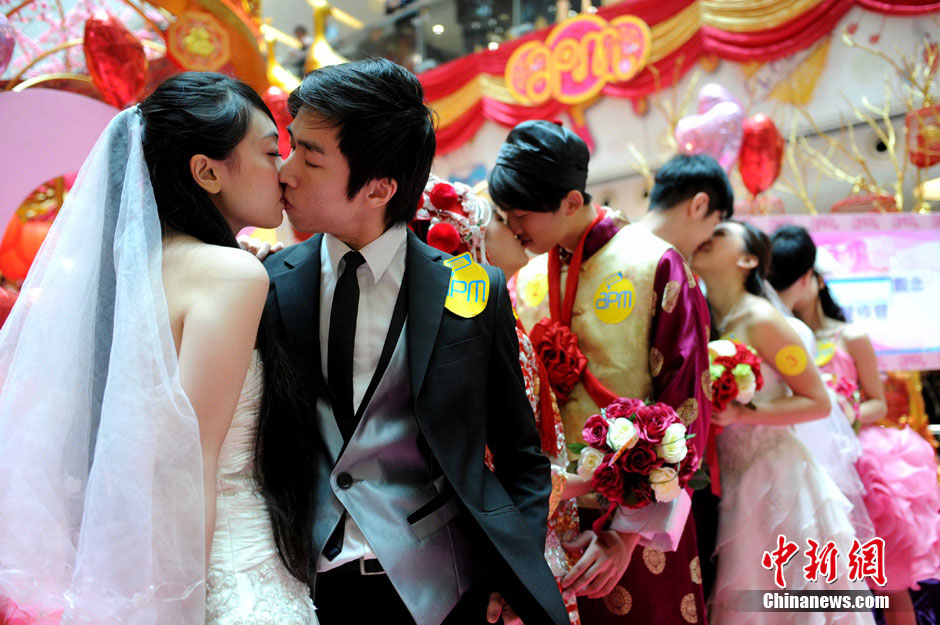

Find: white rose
[656,422,688,463]
[649,467,681,502]
[708,340,737,358]
[607,418,639,451]
[735,370,757,404]
[577,447,605,480]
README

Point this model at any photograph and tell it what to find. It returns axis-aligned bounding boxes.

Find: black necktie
[328,250,365,439]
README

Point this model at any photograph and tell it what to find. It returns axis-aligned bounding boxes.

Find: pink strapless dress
[822,346,940,591]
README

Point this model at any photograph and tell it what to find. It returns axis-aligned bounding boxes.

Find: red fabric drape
[857,0,940,14]
[701,0,856,62]
[420,0,940,154]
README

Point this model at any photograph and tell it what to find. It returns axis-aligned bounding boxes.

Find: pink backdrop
[742,213,940,372]
[0,89,118,226]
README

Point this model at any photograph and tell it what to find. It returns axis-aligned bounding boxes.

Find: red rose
[590,454,625,503]
[678,452,699,487]
[619,441,665,476]
[582,414,610,448]
[529,318,587,404]
[429,182,461,212]
[621,475,654,509]
[712,370,738,411]
[606,397,644,420]
[634,403,678,444]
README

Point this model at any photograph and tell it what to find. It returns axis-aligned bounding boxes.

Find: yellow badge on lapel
[444,253,489,318]
[815,340,836,368]
[594,271,636,324]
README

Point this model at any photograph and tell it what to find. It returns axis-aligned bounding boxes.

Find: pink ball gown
[820,338,940,592]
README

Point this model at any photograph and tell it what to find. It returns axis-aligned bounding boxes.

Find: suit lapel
[273,234,343,461]
[406,231,452,401]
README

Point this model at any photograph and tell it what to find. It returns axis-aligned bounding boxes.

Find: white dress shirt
[316,225,407,572]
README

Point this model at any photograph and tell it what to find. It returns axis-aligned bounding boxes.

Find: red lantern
[830,195,897,213]
[84,11,148,108]
[739,113,784,198]
[734,195,784,216]
[0,215,52,281]
[905,103,940,169]
[262,86,292,159]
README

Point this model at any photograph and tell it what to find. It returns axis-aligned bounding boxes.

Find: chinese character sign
[505,15,652,106]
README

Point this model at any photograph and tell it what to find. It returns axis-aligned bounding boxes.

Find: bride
[692,221,874,625]
[0,73,316,624]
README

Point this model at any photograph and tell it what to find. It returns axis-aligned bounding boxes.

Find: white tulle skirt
[708,423,876,625]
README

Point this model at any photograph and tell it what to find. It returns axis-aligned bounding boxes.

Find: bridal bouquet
[707,340,764,412]
[823,373,862,433]
[569,398,708,533]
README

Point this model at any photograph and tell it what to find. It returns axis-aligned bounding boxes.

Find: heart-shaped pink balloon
[697,83,738,115]
[0,14,14,77]
[675,85,744,172]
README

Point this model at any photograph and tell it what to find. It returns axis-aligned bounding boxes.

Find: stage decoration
[167,9,231,72]
[420,0,940,155]
[303,0,363,73]
[739,113,785,198]
[778,32,939,213]
[505,14,652,106]
[673,82,743,171]
[83,11,148,109]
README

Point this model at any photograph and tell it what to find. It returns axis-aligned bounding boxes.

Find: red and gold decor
[167,8,231,72]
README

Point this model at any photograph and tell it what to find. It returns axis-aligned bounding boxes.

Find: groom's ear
[364,177,398,209]
[190,154,222,195]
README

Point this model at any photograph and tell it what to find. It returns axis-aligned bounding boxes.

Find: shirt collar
[324,225,407,284]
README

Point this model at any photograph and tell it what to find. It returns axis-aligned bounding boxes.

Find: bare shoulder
[163,238,268,318]
[841,323,870,344]
[747,295,783,327]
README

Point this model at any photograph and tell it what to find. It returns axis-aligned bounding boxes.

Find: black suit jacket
[263,231,569,625]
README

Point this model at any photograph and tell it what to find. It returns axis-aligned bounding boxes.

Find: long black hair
[735,220,772,297]
[139,72,315,585]
[769,224,846,322]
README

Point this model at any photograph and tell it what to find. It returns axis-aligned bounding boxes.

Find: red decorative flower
[678,452,699,487]
[582,414,610,448]
[619,441,664,476]
[426,222,461,254]
[634,403,678,444]
[606,397,644,420]
[713,370,739,411]
[622,475,655,509]
[591,454,625,504]
[429,182,460,211]
[529,318,587,403]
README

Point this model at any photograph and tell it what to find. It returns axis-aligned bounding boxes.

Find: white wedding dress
[206,351,318,625]
[708,356,875,624]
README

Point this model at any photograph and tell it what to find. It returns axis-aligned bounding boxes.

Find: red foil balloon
[83,11,148,108]
[739,113,785,198]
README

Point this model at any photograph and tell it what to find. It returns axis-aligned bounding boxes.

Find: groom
[264,58,568,625]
